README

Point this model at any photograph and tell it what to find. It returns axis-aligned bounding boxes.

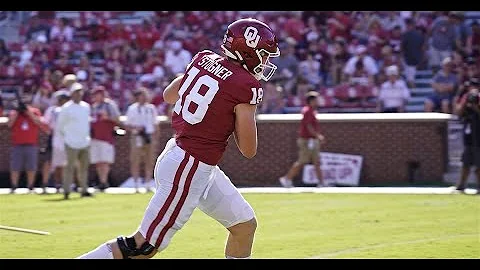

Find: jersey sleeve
[235,79,263,106]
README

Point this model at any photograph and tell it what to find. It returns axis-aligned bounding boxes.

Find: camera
[13,88,27,114]
[16,101,27,114]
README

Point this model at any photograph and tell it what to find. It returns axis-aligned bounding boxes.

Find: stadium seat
[334,84,363,109]
[358,85,378,108]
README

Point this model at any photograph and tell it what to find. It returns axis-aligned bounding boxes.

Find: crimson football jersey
[172,50,263,165]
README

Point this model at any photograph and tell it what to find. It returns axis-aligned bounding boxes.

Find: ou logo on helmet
[244,26,260,48]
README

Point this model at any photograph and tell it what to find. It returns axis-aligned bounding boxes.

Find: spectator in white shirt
[50,18,74,42]
[125,87,158,192]
[298,53,322,88]
[343,45,379,84]
[377,65,411,113]
[164,40,192,76]
[56,82,92,199]
[40,89,70,193]
[381,11,406,32]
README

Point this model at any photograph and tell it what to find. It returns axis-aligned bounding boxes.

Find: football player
[78,17,280,259]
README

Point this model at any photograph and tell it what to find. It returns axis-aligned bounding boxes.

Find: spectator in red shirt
[278,91,326,188]
[90,86,122,191]
[134,20,160,50]
[108,23,130,44]
[327,11,351,41]
[183,28,211,54]
[284,12,306,42]
[8,95,49,193]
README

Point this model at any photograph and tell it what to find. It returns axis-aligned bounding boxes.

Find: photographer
[125,87,158,192]
[454,79,480,192]
[8,94,50,193]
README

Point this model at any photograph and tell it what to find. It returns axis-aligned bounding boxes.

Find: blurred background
[0,11,478,189]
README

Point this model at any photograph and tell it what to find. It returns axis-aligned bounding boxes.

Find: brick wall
[0,114,450,187]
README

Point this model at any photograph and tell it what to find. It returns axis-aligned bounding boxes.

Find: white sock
[77,243,114,259]
[226,255,251,259]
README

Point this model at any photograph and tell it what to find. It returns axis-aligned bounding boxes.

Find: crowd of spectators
[0,11,479,116]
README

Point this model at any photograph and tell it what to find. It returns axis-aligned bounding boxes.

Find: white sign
[302,152,363,186]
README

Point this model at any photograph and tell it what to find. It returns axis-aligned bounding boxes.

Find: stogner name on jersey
[197,55,233,81]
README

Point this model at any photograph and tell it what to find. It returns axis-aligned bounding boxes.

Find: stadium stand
[0,11,478,115]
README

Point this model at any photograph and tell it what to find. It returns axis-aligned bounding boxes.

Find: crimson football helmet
[221,18,280,81]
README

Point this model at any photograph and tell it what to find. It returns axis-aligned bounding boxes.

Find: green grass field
[0,192,479,258]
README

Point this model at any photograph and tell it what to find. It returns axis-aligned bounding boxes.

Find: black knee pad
[116,236,155,259]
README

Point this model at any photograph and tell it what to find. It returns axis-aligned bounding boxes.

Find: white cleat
[279,177,293,188]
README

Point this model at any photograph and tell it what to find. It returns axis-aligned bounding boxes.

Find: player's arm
[163,74,184,104]
[233,103,258,159]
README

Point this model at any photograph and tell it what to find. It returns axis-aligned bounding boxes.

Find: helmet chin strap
[221,45,238,60]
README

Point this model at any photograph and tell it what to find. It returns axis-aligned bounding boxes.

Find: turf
[0,192,478,258]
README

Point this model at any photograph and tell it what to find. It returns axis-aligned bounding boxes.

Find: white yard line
[0,225,51,235]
